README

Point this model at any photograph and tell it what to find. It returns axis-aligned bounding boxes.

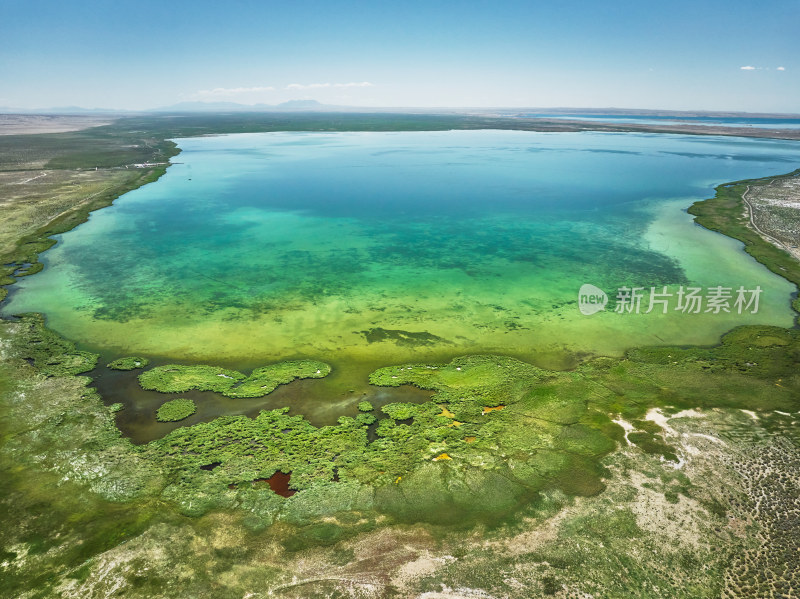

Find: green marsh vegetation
[10,313,97,376]
[107,356,149,370]
[139,364,245,393]
[138,360,331,397]
[7,309,800,526]
[156,398,197,422]
[3,306,800,597]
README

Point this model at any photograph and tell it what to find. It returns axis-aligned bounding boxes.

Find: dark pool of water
[92,361,434,444]
[261,471,295,497]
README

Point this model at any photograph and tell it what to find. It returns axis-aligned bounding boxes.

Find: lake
[5,130,799,391]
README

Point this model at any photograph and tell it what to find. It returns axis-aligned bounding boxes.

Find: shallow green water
[4,130,799,383]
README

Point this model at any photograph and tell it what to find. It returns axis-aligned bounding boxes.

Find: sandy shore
[0,114,112,135]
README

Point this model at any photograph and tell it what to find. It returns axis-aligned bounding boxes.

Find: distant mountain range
[149,99,353,112]
[1,102,799,119]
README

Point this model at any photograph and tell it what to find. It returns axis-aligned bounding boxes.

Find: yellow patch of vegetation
[433,453,452,461]
[482,405,505,415]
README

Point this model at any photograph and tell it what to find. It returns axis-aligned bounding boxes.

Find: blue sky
[1,0,797,112]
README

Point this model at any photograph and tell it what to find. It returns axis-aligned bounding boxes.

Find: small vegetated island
[107,356,149,370]
[155,398,196,422]
[0,114,799,598]
[138,360,331,397]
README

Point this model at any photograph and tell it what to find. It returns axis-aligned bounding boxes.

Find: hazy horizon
[2,102,800,119]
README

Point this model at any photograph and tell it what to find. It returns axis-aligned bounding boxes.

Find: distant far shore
[3,111,800,141]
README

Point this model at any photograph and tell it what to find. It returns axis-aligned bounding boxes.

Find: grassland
[740,171,800,260]
[1,114,799,598]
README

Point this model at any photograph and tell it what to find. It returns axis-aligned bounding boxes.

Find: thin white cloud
[285,82,374,90]
[286,83,330,90]
[740,65,786,72]
[193,86,276,98]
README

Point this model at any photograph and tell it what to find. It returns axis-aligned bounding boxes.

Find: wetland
[2,115,800,598]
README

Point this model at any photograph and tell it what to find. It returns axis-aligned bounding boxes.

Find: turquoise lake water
[4,130,800,383]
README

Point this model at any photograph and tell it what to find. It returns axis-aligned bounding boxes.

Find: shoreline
[0,164,174,302]
[0,122,181,301]
[688,168,800,317]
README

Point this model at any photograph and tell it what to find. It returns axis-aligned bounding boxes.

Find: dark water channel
[91,363,434,444]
